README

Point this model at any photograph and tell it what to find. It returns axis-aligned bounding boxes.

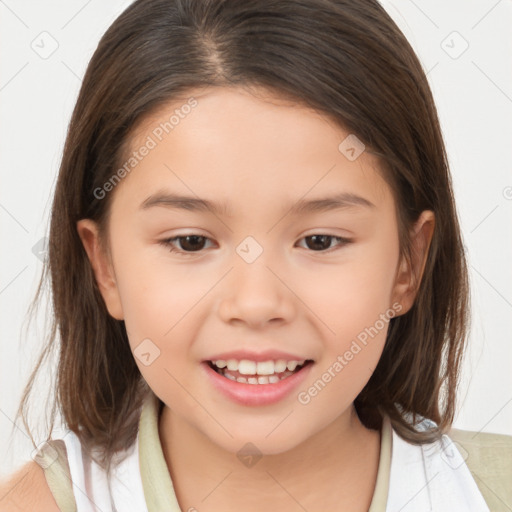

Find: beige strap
[34,439,77,512]
[139,393,183,512]
[449,428,512,511]
[368,414,392,511]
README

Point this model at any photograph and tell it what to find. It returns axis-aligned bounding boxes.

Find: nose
[216,249,296,329]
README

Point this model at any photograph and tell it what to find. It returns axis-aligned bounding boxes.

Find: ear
[391,210,435,315]
[76,219,124,320]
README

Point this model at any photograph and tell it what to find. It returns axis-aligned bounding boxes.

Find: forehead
[113,86,392,215]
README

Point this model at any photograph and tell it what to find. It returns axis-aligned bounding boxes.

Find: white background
[1,0,511,478]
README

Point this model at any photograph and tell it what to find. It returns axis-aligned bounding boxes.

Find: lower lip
[201,361,314,406]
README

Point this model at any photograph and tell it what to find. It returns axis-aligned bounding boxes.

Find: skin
[77,86,434,511]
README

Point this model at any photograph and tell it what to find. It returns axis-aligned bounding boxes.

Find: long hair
[14,0,470,472]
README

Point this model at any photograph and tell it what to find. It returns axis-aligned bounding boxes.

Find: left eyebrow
[139,191,376,216]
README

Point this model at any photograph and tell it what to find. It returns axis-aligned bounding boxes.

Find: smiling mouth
[207,360,314,384]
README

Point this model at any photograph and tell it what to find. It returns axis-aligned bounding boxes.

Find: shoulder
[448,427,512,510]
[0,459,60,512]
[0,438,77,512]
[387,416,494,510]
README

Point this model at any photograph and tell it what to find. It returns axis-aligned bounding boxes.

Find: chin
[205,424,310,458]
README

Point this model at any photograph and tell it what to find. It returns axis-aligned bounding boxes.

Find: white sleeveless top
[36,391,490,511]
[61,433,148,511]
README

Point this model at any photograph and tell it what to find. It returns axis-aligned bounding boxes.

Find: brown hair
[14,0,469,471]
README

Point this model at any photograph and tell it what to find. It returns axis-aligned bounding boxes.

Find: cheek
[112,242,208,335]
[295,334,385,433]
[117,265,202,402]
[114,252,222,367]
[296,256,396,416]
[298,246,397,338]
[293,233,398,381]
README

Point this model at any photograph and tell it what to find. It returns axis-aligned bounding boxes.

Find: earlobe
[76,219,124,320]
[391,210,435,315]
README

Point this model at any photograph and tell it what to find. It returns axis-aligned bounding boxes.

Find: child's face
[78,86,433,454]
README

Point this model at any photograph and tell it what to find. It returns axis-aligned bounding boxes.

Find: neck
[158,404,381,512]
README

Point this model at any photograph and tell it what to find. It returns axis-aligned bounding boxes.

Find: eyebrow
[139,191,376,216]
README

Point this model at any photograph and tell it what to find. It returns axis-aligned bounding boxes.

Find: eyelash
[158,234,353,256]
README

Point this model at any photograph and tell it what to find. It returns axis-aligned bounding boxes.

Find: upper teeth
[212,359,306,375]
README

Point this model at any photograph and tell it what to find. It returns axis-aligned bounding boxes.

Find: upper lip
[204,350,314,363]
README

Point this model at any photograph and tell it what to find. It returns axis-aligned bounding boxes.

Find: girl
[2,0,510,510]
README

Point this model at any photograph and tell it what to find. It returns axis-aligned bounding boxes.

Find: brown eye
[176,235,207,251]
[298,235,353,252]
[158,235,212,254]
